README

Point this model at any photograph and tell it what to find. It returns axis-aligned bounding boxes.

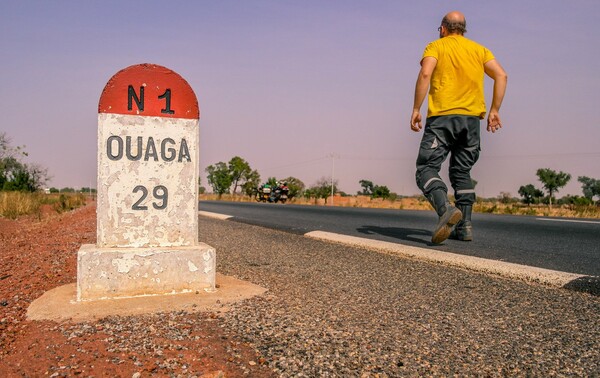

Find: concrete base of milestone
[27,273,267,322]
[76,243,217,301]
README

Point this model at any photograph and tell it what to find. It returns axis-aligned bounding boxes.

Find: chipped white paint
[77,243,216,301]
[112,256,140,274]
[97,113,199,248]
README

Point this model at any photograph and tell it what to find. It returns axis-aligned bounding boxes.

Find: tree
[198,178,206,194]
[536,168,571,206]
[1,132,26,190]
[27,163,49,191]
[280,176,305,199]
[518,184,544,205]
[309,177,338,204]
[241,169,261,197]
[0,132,49,191]
[372,185,391,199]
[578,176,600,202]
[205,162,232,198]
[227,156,252,195]
[3,167,36,192]
[0,132,27,162]
[358,180,374,195]
[358,179,390,199]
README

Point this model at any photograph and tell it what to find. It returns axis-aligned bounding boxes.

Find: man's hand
[487,110,502,133]
[411,109,422,132]
[484,59,507,134]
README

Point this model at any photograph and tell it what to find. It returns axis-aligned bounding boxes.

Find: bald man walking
[411,11,507,244]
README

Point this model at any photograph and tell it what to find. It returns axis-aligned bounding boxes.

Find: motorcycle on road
[255,184,271,202]
[256,182,289,203]
[269,183,289,204]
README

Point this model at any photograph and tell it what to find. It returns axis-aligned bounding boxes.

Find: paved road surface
[199,200,600,277]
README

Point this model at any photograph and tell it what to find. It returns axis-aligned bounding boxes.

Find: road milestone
[77,63,216,301]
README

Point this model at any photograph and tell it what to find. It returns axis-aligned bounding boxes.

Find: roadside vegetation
[200,193,600,218]
[204,156,600,219]
[0,132,91,219]
[0,192,90,220]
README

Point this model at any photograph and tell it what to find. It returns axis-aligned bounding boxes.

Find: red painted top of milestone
[98,63,199,119]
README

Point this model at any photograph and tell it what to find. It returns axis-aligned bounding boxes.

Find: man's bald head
[441,11,467,35]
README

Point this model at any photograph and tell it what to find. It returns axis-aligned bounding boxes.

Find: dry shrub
[48,193,87,213]
[0,192,42,220]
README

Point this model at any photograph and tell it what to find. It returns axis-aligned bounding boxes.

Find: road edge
[305,231,582,288]
[199,212,599,295]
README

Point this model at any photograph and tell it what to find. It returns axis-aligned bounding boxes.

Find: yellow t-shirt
[422,35,495,119]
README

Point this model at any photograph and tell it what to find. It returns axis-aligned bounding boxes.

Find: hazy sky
[1,0,599,198]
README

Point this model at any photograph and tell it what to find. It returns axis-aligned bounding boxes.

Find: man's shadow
[356,225,433,246]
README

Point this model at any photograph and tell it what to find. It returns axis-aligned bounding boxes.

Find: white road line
[305,231,585,288]
[536,218,600,225]
[198,211,589,288]
[198,211,233,220]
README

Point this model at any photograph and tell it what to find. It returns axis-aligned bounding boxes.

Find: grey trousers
[415,115,481,206]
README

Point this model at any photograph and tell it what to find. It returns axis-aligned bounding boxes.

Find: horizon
[1,1,599,199]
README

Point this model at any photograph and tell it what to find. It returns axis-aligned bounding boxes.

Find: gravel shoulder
[201,216,600,377]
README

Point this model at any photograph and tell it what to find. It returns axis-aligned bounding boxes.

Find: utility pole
[330,153,338,206]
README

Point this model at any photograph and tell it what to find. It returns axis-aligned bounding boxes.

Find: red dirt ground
[0,202,273,377]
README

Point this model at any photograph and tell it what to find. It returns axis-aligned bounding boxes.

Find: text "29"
[132,185,168,210]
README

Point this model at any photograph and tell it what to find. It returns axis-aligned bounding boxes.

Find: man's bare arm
[484,59,508,132]
[411,57,437,132]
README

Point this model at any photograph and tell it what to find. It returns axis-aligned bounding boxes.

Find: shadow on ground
[356,225,432,246]
[563,276,600,297]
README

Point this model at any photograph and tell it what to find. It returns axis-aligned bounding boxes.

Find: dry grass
[474,202,600,218]
[0,192,89,220]
[200,194,600,219]
[0,192,43,219]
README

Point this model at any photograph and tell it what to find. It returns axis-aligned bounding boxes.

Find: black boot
[428,190,462,244]
[451,205,473,241]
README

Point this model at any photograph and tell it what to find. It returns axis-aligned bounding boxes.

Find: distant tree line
[518,168,600,206]
[204,155,400,204]
[205,156,312,200]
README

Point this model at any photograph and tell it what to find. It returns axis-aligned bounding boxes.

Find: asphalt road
[199,200,600,277]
